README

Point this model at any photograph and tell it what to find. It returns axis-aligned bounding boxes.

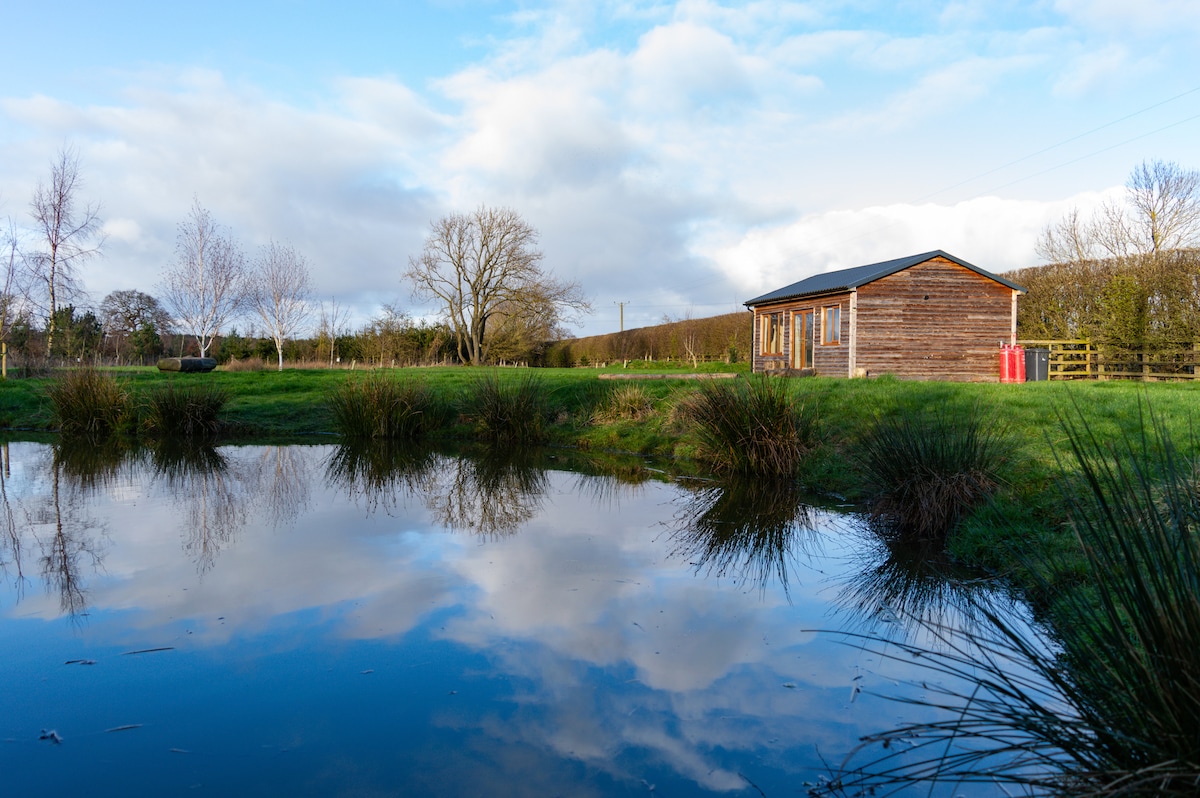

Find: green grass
[676,375,820,476]
[44,367,132,438]
[821,402,1200,797]
[328,371,440,439]
[855,404,1015,542]
[139,381,230,439]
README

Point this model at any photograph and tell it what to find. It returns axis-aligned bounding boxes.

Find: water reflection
[0,439,1029,797]
[0,443,24,597]
[836,526,1000,635]
[325,440,439,513]
[666,476,821,595]
[32,448,109,617]
[426,446,550,538]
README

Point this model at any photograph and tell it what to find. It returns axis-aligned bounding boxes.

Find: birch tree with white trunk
[249,240,312,371]
[161,199,246,359]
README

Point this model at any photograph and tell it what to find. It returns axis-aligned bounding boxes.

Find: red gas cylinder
[999,344,1012,383]
[1014,344,1026,383]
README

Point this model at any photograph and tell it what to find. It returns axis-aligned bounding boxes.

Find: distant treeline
[1011,249,1200,354]
[544,312,750,367]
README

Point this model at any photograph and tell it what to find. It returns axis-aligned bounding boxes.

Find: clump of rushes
[593,384,655,423]
[462,370,548,444]
[328,371,436,439]
[856,406,1012,542]
[679,375,817,476]
[821,404,1200,797]
[45,367,131,437]
[140,381,230,439]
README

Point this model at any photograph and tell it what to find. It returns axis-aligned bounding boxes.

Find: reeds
[45,368,131,438]
[139,381,230,439]
[821,403,1200,796]
[677,375,817,476]
[592,383,656,423]
[855,406,1012,542]
[461,371,548,444]
[328,371,437,439]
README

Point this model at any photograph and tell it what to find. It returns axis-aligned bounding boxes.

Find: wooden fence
[1017,340,1200,381]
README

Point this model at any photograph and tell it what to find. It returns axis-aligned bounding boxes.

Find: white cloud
[712,191,1124,296]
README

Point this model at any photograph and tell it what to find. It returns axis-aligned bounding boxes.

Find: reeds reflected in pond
[325,440,439,514]
[835,529,1000,636]
[666,476,821,596]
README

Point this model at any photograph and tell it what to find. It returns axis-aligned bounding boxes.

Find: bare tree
[405,206,590,365]
[27,146,104,355]
[249,241,312,371]
[0,218,29,351]
[1037,159,1200,263]
[161,199,246,358]
[1124,159,1200,255]
[316,298,351,367]
[1034,207,1099,264]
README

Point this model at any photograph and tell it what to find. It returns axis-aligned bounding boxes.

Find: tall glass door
[792,310,814,369]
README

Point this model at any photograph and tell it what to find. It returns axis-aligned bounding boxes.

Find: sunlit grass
[822,402,1200,797]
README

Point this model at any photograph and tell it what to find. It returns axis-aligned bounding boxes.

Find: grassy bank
[4,363,1199,580]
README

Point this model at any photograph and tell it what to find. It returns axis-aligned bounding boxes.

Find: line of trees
[1015,159,1200,354]
[3,150,591,371]
[542,312,749,367]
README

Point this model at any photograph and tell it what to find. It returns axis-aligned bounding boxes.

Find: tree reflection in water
[149,441,250,574]
[666,476,822,596]
[30,442,113,618]
[425,446,550,539]
[253,445,314,528]
[0,443,25,600]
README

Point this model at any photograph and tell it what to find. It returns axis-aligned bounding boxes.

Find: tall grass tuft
[461,371,548,444]
[678,375,818,476]
[45,367,131,438]
[328,371,437,439]
[140,381,230,439]
[592,383,656,423]
[855,406,1012,542]
[821,403,1200,797]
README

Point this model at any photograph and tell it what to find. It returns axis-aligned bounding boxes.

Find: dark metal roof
[743,250,1025,307]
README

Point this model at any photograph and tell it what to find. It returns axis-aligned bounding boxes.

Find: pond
[0,440,1023,796]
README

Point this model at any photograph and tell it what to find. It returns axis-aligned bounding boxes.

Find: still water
[0,441,1013,796]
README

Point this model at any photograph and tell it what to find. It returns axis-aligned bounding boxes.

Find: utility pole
[615,301,629,332]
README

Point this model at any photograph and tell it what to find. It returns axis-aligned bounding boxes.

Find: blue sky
[2,0,1199,336]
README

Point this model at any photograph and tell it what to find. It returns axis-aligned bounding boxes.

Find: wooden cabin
[744,250,1025,381]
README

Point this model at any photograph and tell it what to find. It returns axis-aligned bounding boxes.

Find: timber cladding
[855,258,1013,381]
[745,251,1023,382]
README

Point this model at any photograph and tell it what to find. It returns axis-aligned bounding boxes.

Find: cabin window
[822,305,841,345]
[760,312,782,355]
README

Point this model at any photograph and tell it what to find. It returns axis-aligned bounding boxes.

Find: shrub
[856,406,1012,542]
[592,384,655,423]
[140,381,230,438]
[45,367,131,438]
[822,404,1200,797]
[328,371,436,439]
[461,371,548,444]
[677,375,817,476]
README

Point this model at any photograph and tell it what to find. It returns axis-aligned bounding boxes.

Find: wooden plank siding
[749,255,1019,381]
[750,291,852,375]
[854,258,1014,381]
